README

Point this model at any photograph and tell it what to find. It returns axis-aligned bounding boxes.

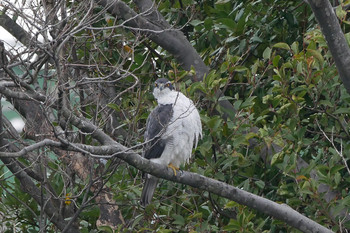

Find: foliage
[0,0,349,232]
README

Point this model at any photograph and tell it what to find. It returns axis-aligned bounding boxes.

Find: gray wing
[143,104,173,159]
[141,104,173,207]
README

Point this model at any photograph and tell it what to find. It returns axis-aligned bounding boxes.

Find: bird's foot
[168,163,179,176]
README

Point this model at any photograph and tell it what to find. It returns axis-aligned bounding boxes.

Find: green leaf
[97,225,114,233]
[296,61,304,74]
[333,108,350,114]
[232,66,248,72]
[172,214,185,226]
[206,116,222,131]
[251,59,260,74]
[188,82,206,95]
[251,36,263,43]
[240,96,256,109]
[334,172,341,186]
[330,165,344,175]
[107,103,120,111]
[225,36,239,43]
[234,99,242,110]
[223,220,240,231]
[255,180,265,189]
[218,96,234,101]
[307,49,324,64]
[319,100,333,107]
[273,42,291,50]
[188,211,203,220]
[244,132,258,140]
[333,195,350,216]
[157,229,173,233]
[263,47,272,60]
[235,8,245,21]
[224,201,238,209]
[271,152,283,165]
[131,214,144,229]
[291,41,299,54]
[300,181,313,195]
[272,55,281,67]
[216,0,231,4]
[190,19,203,26]
[217,18,236,29]
[204,18,213,29]
[336,5,347,19]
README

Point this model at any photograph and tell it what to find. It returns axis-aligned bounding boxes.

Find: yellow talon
[168,163,179,176]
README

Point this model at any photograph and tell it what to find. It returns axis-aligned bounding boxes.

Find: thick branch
[308,0,350,94]
[62,105,115,145]
[95,0,234,120]
[0,81,46,101]
[0,100,334,232]
[0,136,332,232]
[0,14,32,46]
[56,112,332,233]
[72,142,334,232]
[95,0,209,81]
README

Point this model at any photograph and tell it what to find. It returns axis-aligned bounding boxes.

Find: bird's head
[152,78,174,100]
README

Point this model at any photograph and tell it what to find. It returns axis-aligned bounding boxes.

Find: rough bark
[0,138,333,233]
[95,0,209,81]
[0,14,32,46]
[95,0,235,122]
[308,0,350,94]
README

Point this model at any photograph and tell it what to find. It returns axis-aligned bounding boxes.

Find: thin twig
[316,119,350,176]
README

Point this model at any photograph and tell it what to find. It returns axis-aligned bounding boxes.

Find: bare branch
[316,120,350,176]
[0,139,60,158]
[0,81,46,101]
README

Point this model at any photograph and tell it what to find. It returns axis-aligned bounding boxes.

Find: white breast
[151,90,202,167]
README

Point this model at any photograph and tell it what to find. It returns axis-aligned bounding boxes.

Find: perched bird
[140,78,202,207]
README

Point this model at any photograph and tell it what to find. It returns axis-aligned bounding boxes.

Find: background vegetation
[0,0,349,232]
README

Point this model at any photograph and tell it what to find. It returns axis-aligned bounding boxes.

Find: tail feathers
[140,175,159,207]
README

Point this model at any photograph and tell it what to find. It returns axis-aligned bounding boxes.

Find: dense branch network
[0,0,348,232]
[0,99,333,232]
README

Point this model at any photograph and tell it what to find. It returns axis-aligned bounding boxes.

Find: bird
[140,78,202,207]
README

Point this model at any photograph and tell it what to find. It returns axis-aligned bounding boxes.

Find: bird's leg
[167,163,179,176]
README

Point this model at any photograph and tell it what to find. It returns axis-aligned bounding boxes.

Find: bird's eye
[155,83,158,87]
[166,83,170,87]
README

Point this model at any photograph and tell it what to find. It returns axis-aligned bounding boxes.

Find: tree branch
[0,97,79,232]
[0,81,46,101]
[55,109,333,233]
[0,14,32,46]
[95,0,209,81]
[0,139,60,158]
[307,0,350,94]
[0,131,333,232]
[95,0,235,121]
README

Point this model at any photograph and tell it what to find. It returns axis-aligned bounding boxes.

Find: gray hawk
[140,78,202,207]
